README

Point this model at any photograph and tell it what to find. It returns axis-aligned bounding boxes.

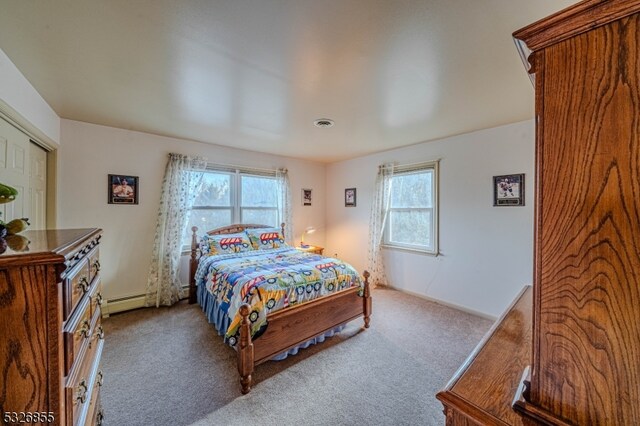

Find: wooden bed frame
[188,223,371,394]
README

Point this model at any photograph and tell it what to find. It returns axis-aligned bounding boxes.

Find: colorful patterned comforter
[195,247,363,347]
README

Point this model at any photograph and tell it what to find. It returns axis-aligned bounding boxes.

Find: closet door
[29,142,47,230]
[0,117,48,227]
[0,117,30,221]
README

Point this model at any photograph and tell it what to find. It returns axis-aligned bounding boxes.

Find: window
[183,168,279,246]
[383,161,438,254]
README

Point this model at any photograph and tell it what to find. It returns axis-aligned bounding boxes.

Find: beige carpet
[101,288,492,426]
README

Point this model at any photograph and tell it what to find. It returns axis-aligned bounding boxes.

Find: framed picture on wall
[108,174,139,204]
[302,188,312,206]
[493,174,524,206]
[345,188,356,207]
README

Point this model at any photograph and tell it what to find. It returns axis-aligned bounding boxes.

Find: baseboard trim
[102,295,146,318]
[103,284,497,321]
[384,285,498,321]
[102,285,190,317]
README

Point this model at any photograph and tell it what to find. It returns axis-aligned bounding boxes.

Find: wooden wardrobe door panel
[534,13,640,424]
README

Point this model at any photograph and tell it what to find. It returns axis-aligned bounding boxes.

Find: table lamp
[300,226,315,248]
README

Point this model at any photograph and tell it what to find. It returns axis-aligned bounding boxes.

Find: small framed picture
[345,188,357,207]
[493,174,524,206]
[109,174,139,205]
[302,188,312,206]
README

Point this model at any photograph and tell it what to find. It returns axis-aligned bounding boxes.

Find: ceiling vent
[314,118,334,128]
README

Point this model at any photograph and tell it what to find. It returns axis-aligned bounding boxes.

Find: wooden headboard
[188,223,286,303]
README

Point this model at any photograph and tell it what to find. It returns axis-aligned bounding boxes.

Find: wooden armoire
[437,1,640,425]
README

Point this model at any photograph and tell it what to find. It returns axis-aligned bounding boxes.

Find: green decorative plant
[0,182,18,204]
[0,182,30,253]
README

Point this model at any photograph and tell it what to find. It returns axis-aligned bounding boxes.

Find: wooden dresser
[438,1,640,424]
[0,229,104,426]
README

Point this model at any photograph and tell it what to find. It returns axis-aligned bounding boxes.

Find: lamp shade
[300,226,316,248]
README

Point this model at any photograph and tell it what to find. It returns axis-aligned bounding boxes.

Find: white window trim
[183,166,280,250]
[191,169,236,222]
[238,173,278,224]
[382,160,439,256]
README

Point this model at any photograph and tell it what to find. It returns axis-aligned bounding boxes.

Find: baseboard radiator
[102,285,189,317]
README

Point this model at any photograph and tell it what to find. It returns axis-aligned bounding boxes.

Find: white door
[0,117,48,228]
[29,143,47,230]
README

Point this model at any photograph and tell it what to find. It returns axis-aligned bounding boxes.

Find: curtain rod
[168,152,287,174]
[379,159,440,169]
[205,161,286,174]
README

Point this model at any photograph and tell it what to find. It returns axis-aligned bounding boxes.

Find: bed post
[189,226,199,304]
[238,304,255,394]
[363,270,371,328]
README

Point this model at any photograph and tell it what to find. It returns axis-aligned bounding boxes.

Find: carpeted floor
[101,288,492,426]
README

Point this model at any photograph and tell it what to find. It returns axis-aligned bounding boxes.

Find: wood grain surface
[0,266,50,414]
[513,0,640,53]
[253,286,365,364]
[532,12,640,424]
[436,287,532,426]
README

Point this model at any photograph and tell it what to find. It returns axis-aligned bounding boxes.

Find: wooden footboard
[238,271,371,394]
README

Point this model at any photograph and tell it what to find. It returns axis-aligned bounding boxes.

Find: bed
[188,223,371,394]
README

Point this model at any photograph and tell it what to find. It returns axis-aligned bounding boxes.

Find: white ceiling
[0,0,575,162]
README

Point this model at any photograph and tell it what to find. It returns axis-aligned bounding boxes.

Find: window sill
[381,244,440,257]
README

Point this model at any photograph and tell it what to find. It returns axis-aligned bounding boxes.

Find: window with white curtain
[182,167,279,246]
[383,161,439,254]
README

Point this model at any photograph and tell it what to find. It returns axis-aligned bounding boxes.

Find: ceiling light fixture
[314,118,334,128]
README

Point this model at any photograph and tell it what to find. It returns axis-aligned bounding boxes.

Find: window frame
[238,173,279,224]
[382,160,439,256]
[184,167,280,249]
[190,170,236,226]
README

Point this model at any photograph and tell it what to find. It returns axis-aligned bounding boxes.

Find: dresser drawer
[88,247,100,283]
[64,258,91,320]
[65,339,103,426]
[64,296,92,375]
[86,367,103,426]
[94,404,105,426]
[88,276,103,320]
[91,311,105,349]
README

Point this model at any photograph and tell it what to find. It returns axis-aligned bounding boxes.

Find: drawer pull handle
[97,370,104,387]
[95,325,105,340]
[77,320,91,339]
[76,277,90,293]
[76,379,88,404]
[97,408,104,426]
[93,259,101,273]
[96,292,103,306]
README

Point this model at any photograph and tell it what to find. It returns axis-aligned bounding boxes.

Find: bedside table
[296,245,324,255]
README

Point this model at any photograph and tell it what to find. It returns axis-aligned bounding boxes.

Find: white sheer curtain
[146,153,205,307]
[276,168,293,244]
[367,163,395,286]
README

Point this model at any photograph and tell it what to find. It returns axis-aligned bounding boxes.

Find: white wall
[57,119,326,301]
[0,44,535,317]
[0,48,60,146]
[325,120,535,318]
[57,116,534,317]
